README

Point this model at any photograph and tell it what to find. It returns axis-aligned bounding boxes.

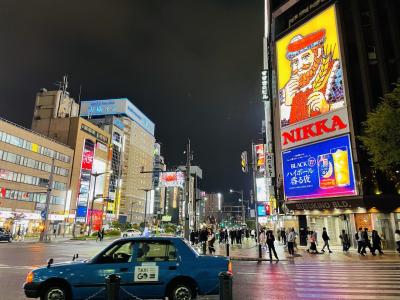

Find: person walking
[321,227,332,253]
[259,228,266,249]
[96,230,102,242]
[395,229,400,253]
[281,228,287,245]
[309,231,318,254]
[362,228,373,255]
[207,228,216,255]
[339,230,350,252]
[101,228,105,241]
[371,230,384,255]
[266,230,279,261]
[190,230,196,245]
[356,227,365,255]
[287,228,296,257]
[224,229,228,244]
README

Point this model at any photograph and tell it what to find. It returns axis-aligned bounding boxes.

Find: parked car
[0,228,12,242]
[23,236,231,300]
[120,228,141,237]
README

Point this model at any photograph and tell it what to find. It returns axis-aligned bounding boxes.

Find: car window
[96,241,134,264]
[136,241,177,262]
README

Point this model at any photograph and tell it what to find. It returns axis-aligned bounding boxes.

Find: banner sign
[282,135,356,200]
[276,5,349,146]
[281,108,349,150]
[159,172,184,188]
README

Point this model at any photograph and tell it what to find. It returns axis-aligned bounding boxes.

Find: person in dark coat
[371,230,384,255]
[339,230,350,252]
[190,230,196,245]
[266,230,279,261]
[321,227,332,253]
[362,228,373,254]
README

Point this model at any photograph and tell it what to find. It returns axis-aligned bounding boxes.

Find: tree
[359,81,400,176]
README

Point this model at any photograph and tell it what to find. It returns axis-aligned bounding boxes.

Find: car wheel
[169,283,195,300]
[41,285,69,300]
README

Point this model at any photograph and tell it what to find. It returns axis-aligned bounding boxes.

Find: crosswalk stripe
[296,293,400,299]
[295,287,400,294]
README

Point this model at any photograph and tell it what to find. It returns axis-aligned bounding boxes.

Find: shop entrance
[307,215,350,246]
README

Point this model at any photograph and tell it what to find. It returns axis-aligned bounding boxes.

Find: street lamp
[88,170,112,236]
[229,189,245,223]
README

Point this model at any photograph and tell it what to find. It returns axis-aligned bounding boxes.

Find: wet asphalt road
[1,239,400,300]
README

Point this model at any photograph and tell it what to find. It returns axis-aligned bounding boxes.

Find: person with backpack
[339,229,350,252]
[356,227,365,255]
[266,230,279,261]
[321,227,332,253]
[287,228,296,257]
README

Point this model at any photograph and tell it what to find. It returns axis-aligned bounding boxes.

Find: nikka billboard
[276,5,349,150]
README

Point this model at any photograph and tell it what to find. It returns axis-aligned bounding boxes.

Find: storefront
[0,210,65,235]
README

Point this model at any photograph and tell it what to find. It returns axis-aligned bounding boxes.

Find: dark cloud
[0,0,264,197]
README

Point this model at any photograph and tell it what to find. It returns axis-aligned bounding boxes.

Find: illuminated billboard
[276,5,350,150]
[282,135,356,200]
[255,144,265,174]
[159,172,184,188]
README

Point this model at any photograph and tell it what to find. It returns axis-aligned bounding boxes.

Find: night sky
[0,0,264,201]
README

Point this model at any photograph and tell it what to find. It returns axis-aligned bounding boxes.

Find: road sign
[41,209,47,220]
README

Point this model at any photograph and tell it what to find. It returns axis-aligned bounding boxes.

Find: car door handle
[120,268,129,272]
[168,266,177,270]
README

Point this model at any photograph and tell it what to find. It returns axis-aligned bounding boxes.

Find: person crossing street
[321,227,332,253]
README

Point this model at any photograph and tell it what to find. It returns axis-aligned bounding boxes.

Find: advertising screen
[276,5,346,128]
[159,172,184,188]
[282,135,356,200]
[257,204,266,217]
[255,144,265,174]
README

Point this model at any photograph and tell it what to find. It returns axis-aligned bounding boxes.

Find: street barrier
[219,271,233,300]
[106,274,121,300]
[226,243,230,257]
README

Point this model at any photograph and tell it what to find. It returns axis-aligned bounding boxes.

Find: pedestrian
[190,230,196,245]
[101,228,105,241]
[395,229,400,253]
[96,230,101,242]
[371,230,384,255]
[362,228,373,255]
[251,229,255,241]
[356,227,365,255]
[306,228,311,252]
[259,228,266,249]
[224,229,228,244]
[237,228,242,244]
[321,227,332,253]
[339,230,350,252]
[309,231,317,254]
[53,228,57,238]
[287,228,295,256]
[281,228,287,245]
[245,228,250,240]
[266,230,279,261]
[277,229,281,242]
[16,227,21,242]
[207,228,216,255]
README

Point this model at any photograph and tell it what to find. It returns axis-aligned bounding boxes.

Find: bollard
[202,241,207,255]
[219,271,233,300]
[106,274,121,300]
[226,243,230,257]
[258,244,262,259]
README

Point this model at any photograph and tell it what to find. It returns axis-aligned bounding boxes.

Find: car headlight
[25,271,34,283]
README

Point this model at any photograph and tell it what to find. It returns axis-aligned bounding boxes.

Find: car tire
[41,284,70,300]
[168,282,196,300]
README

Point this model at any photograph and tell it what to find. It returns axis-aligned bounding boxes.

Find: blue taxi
[23,237,231,300]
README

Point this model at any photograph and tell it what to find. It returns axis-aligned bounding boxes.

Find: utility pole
[184,139,191,240]
[39,157,55,242]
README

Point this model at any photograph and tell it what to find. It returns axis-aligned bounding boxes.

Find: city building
[267,0,400,247]
[32,89,112,233]
[80,98,155,225]
[204,193,223,225]
[0,117,73,235]
[152,143,166,221]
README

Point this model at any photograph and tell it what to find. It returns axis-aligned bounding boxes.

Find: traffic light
[241,151,248,173]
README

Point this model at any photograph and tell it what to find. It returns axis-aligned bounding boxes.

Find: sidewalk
[195,238,400,262]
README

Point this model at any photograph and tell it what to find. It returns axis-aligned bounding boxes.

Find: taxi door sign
[134,266,159,282]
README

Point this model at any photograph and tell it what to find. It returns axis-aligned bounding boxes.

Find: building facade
[0,117,73,235]
[267,0,400,247]
[204,193,223,225]
[80,98,155,225]
[32,89,112,232]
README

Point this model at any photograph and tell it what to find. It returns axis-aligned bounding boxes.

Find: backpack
[355,232,359,240]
